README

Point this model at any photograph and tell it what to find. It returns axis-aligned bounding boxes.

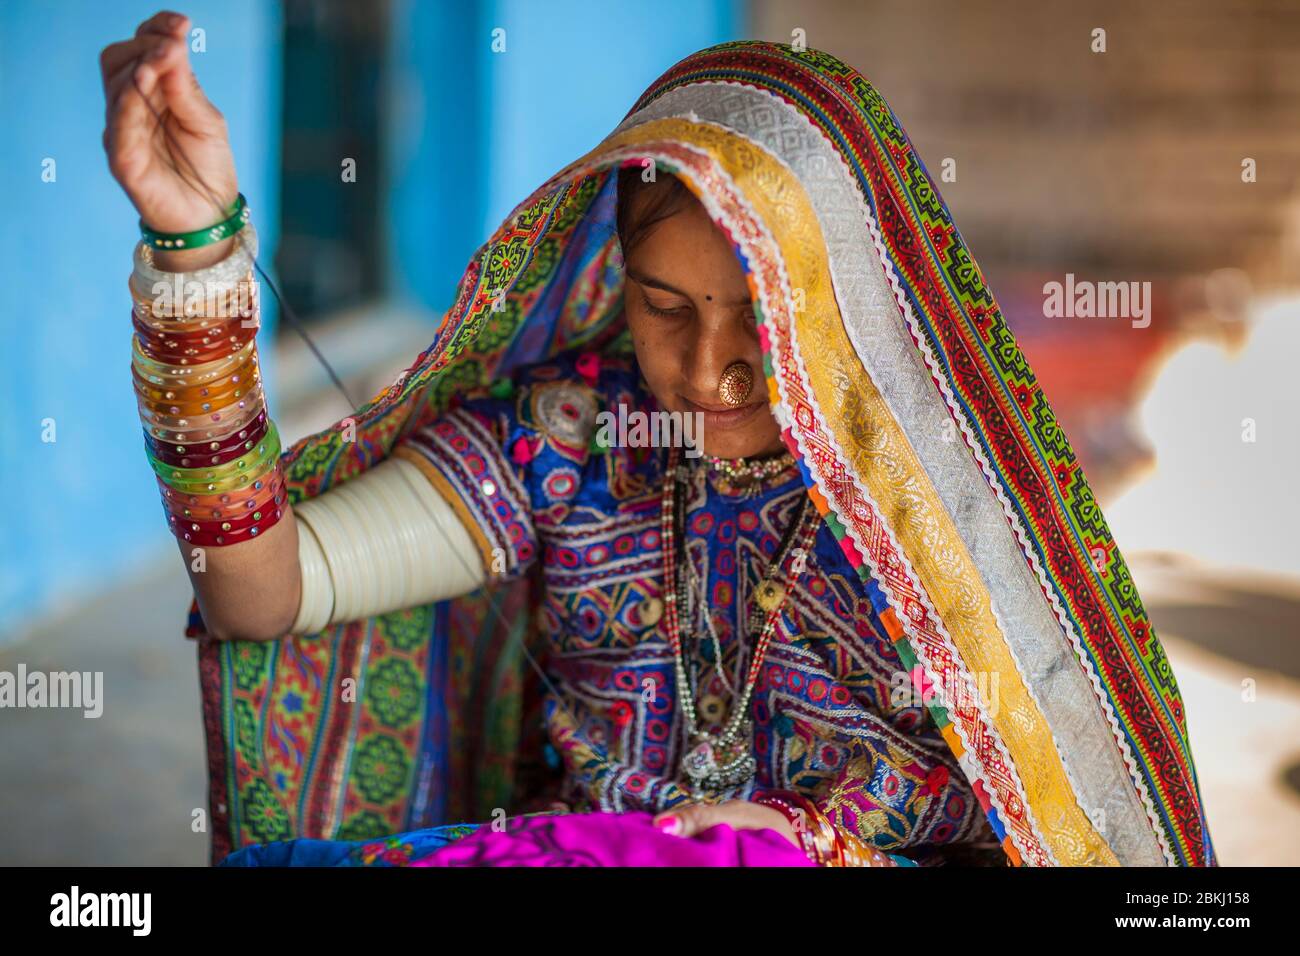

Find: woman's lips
[679,395,765,430]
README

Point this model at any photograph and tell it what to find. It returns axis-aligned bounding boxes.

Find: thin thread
[130,71,358,410]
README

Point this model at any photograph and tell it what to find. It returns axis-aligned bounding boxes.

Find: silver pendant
[679,720,756,797]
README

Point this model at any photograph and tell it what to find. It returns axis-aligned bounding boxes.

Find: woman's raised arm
[103,11,487,641]
[101,11,306,641]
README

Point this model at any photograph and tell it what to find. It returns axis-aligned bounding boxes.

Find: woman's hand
[653,800,801,849]
[100,10,238,265]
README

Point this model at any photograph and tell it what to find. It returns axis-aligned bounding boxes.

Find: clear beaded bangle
[133,221,259,291]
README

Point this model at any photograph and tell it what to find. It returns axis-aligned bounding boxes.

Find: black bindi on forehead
[706,294,712,301]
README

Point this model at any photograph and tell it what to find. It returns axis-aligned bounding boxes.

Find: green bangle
[140,193,250,251]
[149,420,281,490]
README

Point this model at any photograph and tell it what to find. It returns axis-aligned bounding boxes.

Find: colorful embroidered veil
[191,41,1216,867]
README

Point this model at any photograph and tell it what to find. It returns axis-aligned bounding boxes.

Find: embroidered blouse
[392,350,996,860]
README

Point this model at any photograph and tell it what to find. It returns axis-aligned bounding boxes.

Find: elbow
[197,603,298,644]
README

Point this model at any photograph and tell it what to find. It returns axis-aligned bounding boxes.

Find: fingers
[99,11,187,91]
[101,19,176,139]
[158,47,225,135]
[125,38,182,114]
[104,43,164,122]
[101,11,200,130]
[134,10,189,40]
[104,52,163,187]
[653,803,722,839]
[101,11,224,186]
[123,30,223,136]
[100,37,150,90]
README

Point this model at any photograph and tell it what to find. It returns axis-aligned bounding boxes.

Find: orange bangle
[134,369,259,417]
[132,309,256,352]
[135,322,257,366]
[131,352,257,405]
[143,389,266,444]
[158,465,284,516]
[138,381,264,433]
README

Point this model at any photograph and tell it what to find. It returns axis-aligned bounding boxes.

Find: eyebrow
[625,267,752,308]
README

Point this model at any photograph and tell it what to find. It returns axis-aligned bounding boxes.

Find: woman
[102,12,1215,867]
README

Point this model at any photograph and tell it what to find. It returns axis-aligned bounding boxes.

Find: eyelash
[636,289,755,321]
[640,291,686,318]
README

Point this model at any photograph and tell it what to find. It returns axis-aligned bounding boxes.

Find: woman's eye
[641,291,687,317]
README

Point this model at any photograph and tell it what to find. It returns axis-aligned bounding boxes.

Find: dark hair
[614,164,693,258]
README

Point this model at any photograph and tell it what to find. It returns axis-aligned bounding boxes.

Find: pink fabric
[410,811,815,867]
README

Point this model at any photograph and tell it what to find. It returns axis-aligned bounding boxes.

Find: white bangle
[292,516,333,634]
[290,457,487,633]
[130,224,259,325]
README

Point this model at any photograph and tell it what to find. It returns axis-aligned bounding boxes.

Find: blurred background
[1,0,1296,864]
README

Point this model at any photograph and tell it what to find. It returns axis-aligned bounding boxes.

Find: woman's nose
[682,307,759,399]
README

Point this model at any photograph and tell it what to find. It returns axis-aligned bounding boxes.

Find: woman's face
[622,190,785,460]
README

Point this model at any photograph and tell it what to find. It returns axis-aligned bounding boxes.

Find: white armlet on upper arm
[290,456,487,634]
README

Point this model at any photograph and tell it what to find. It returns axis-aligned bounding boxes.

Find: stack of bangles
[131,202,287,548]
[752,789,900,867]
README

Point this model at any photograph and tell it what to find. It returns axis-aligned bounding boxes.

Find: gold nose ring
[718,361,754,407]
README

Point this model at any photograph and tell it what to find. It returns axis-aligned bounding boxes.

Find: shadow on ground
[0,555,208,865]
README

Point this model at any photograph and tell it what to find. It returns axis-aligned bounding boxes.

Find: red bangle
[132,308,255,351]
[757,790,900,868]
[145,412,269,468]
[752,790,825,865]
[166,495,287,546]
[135,325,258,367]
[164,485,285,535]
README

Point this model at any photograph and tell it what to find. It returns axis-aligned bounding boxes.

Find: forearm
[136,208,490,641]
[178,504,302,642]
[133,212,301,640]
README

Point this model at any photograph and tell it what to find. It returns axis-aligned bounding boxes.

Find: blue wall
[386,0,742,312]
[0,1,282,642]
[1,0,741,642]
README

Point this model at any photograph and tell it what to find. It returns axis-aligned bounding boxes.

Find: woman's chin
[693,427,785,460]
